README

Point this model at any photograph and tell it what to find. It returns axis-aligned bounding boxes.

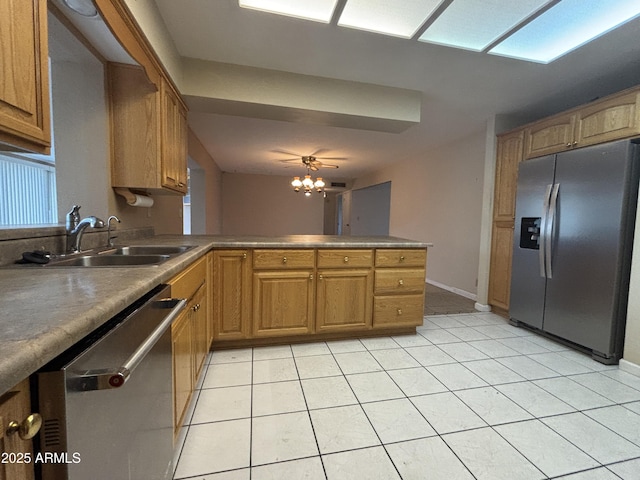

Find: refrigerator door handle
[539,184,553,278]
[546,183,560,278]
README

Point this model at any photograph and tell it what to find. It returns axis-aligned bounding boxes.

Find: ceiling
[152,0,640,181]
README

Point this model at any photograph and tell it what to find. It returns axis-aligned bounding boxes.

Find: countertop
[0,235,430,395]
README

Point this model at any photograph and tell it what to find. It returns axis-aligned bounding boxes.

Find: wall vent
[331,182,347,188]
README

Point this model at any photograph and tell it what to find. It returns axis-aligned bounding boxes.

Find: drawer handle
[399,255,405,262]
[283,256,288,264]
[344,256,349,263]
[398,279,404,286]
[397,308,403,315]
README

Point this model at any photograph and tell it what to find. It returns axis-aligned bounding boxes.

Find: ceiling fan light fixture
[302,174,314,188]
[314,177,325,190]
[291,176,303,191]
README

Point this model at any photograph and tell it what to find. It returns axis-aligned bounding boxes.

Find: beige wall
[353,129,486,297]
[222,173,324,235]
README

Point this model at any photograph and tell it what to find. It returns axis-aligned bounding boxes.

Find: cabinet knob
[344,256,349,263]
[319,274,323,280]
[566,142,572,147]
[242,253,247,259]
[398,279,404,286]
[283,256,287,264]
[6,413,42,440]
[572,141,578,146]
[177,182,185,188]
[397,309,403,315]
[309,274,313,280]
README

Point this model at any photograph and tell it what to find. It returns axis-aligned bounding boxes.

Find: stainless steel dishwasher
[36,284,186,480]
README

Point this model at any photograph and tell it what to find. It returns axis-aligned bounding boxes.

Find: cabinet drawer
[317,249,373,268]
[375,249,426,268]
[375,269,425,295]
[253,249,315,269]
[169,256,206,300]
[373,295,424,327]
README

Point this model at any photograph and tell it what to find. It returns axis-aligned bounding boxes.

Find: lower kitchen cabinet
[316,269,373,332]
[373,249,426,328]
[0,379,38,480]
[170,257,209,440]
[211,247,427,345]
[212,250,252,340]
[252,270,315,337]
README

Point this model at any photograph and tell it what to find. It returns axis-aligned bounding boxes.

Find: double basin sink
[43,245,193,267]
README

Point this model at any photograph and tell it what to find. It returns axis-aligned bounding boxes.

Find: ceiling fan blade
[320,164,339,169]
[316,156,347,161]
[277,158,302,163]
[310,165,319,171]
[309,148,331,157]
[271,148,303,157]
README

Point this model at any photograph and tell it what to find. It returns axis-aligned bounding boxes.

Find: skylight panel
[238,0,338,23]
[338,0,443,38]
[489,0,640,63]
[419,0,550,51]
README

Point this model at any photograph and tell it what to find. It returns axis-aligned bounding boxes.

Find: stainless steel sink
[106,245,193,256]
[49,254,170,267]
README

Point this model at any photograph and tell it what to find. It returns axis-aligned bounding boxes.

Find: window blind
[0,156,57,225]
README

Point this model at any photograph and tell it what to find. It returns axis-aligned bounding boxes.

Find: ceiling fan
[273,148,346,171]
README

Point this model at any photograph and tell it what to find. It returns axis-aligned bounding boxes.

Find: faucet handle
[66,205,81,230]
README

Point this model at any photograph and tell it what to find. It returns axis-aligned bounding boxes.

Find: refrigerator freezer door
[510,155,555,329]
[543,141,637,356]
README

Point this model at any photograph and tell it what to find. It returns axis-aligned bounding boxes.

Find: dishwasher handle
[73,297,187,391]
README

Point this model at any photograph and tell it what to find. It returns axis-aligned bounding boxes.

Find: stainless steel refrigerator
[510,139,640,364]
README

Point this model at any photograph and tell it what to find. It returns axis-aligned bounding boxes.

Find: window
[0,151,57,226]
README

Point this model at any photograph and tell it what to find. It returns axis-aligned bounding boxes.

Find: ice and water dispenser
[519,217,541,249]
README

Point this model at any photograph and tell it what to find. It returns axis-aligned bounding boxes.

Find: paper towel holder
[114,188,154,207]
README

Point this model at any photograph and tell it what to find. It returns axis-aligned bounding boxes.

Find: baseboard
[426,279,477,301]
[474,302,492,312]
[620,359,640,378]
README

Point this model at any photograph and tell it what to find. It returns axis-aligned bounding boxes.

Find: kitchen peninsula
[0,235,429,397]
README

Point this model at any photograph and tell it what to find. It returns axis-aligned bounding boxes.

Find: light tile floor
[173,312,640,480]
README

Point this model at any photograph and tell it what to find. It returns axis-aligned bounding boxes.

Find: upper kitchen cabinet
[109,63,188,194]
[523,113,576,159]
[524,86,640,159]
[0,0,51,154]
[575,89,640,148]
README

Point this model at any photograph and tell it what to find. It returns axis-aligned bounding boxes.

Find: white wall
[188,129,223,234]
[222,173,324,235]
[353,130,486,296]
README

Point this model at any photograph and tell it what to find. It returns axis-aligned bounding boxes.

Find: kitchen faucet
[65,205,105,253]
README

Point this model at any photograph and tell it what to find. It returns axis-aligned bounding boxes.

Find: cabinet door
[524,113,576,159]
[161,79,187,194]
[576,89,640,148]
[0,380,36,480]
[488,222,514,311]
[0,0,50,154]
[109,63,161,190]
[172,309,192,439]
[316,269,372,332]
[213,250,252,340]
[253,270,314,337]
[493,130,524,221]
[191,284,208,384]
[373,294,423,327]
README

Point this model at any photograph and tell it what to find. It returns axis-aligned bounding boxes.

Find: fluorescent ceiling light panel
[489,0,640,63]
[238,0,338,23]
[418,0,550,51]
[338,0,443,38]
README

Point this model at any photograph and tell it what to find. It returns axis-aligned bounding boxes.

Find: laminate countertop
[0,235,430,395]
